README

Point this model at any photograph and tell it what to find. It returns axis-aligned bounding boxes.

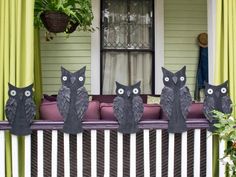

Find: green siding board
[164,0,207,96]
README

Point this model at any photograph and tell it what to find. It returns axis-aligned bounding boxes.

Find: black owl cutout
[160,66,192,133]
[57,66,89,134]
[113,81,144,134]
[5,83,36,136]
[203,81,232,132]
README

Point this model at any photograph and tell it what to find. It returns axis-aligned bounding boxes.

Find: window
[101,0,154,94]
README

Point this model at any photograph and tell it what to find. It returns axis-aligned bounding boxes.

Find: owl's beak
[172,76,178,84]
[70,77,76,84]
[19,93,23,100]
[127,90,131,97]
[216,91,220,97]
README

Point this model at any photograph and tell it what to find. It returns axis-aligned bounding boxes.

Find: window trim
[91,0,164,94]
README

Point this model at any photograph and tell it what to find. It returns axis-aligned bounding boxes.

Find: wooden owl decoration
[160,66,192,133]
[203,81,232,132]
[113,81,144,134]
[57,66,89,134]
[5,83,36,136]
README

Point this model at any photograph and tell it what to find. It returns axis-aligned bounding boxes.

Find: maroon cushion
[161,102,205,119]
[100,103,161,121]
[92,95,148,103]
[188,103,205,118]
[40,99,100,121]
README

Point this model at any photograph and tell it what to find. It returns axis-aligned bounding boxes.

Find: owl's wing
[222,96,232,114]
[160,87,174,119]
[57,86,70,121]
[75,87,89,121]
[25,98,36,123]
[5,98,17,123]
[113,96,125,122]
[203,96,215,122]
[180,86,192,119]
[132,96,144,122]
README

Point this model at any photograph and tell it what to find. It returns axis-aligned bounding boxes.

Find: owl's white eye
[180,76,185,81]
[79,76,84,82]
[118,88,124,95]
[25,90,31,97]
[10,90,16,96]
[133,88,139,94]
[207,88,213,95]
[164,77,169,82]
[221,87,227,94]
[62,76,67,81]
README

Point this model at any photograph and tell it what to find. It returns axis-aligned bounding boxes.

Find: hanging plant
[34,0,94,34]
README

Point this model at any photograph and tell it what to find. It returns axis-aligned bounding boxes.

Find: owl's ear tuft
[80,66,86,74]
[134,81,141,87]
[223,80,229,86]
[26,83,34,90]
[180,66,186,73]
[204,81,209,86]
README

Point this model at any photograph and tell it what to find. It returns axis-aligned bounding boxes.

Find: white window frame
[91,0,164,94]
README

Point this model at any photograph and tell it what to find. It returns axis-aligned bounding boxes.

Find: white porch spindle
[91,130,97,177]
[24,135,31,177]
[51,130,58,177]
[64,133,70,177]
[130,133,136,177]
[168,133,175,177]
[11,135,19,177]
[143,130,150,177]
[181,132,187,177]
[77,133,83,177]
[219,139,225,177]
[156,130,162,177]
[104,130,110,177]
[37,130,44,177]
[194,129,201,177]
[117,132,123,177]
[0,131,5,177]
[206,131,212,177]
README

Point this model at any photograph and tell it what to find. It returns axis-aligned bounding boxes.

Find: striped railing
[0,119,225,177]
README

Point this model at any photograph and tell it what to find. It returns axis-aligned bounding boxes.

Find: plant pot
[66,21,79,33]
[40,11,69,33]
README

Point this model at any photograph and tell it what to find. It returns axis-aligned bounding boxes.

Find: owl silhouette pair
[160,66,232,133]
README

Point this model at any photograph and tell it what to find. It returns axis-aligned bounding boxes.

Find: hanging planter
[40,11,69,33]
[66,21,79,33]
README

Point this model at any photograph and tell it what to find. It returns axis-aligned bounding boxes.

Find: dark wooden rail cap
[0,119,209,131]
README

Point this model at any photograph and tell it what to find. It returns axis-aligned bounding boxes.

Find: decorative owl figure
[113,81,144,134]
[160,66,192,133]
[5,83,36,136]
[57,66,89,134]
[203,81,232,132]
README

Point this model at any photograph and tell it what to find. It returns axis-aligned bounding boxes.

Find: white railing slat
[11,135,19,177]
[194,129,201,177]
[206,131,212,177]
[0,131,5,177]
[104,130,110,177]
[117,132,123,177]
[24,135,31,177]
[130,133,136,177]
[77,133,83,177]
[51,130,58,177]
[156,129,162,177]
[219,139,225,177]
[143,129,150,177]
[64,133,70,177]
[91,130,97,177]
[37,130,44,177]
[181,132,187,177]
[168,133,175,177]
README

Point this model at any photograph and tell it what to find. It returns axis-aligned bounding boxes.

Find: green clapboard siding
[40,30,91,95]
[164,0,207,97]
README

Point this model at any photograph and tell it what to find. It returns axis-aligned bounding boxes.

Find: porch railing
[0,119,225,177]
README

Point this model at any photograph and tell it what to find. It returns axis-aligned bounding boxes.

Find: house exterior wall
[40,0,207,96]
[164,0,207,95]
[40,31,91,95]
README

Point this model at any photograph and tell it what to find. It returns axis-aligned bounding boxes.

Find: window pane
[102,0,153,49]
[102,52,152,94]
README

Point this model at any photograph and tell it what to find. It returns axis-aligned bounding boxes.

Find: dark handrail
[0,119,209,130]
